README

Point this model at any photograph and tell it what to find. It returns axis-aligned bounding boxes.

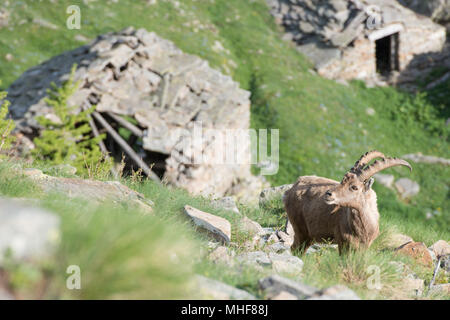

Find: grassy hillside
[0,0,448,299]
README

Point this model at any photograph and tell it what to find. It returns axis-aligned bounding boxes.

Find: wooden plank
[92,111,161,183]
[106,112,144,137]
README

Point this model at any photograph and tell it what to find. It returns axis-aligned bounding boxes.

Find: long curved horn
[350,150,386,174]
[359,157,412,182]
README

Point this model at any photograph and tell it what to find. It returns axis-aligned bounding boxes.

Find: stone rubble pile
[6,27,263,199]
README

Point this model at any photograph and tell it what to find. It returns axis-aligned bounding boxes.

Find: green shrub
[0,85,15,154]
[32,65,112,176]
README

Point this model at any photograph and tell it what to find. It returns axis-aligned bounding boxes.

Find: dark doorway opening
[375,33,399,75]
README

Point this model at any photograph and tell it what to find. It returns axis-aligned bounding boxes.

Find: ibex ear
[364,178,374,192]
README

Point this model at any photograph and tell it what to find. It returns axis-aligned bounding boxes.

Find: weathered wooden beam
[106,112,144,137]
[92,111,161,183]
[84,107,118,178]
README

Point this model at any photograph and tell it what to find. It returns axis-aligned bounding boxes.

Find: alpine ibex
[283,151,412,254]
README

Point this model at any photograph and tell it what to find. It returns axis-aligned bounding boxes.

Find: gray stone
[277,230,294,246]
[259,275,318,299]
[0,287,14,300]
[195,275,256,300]
[395,178,420,198]
[259,184,292,209]
[442,255,450,273]
[240,216,264,236]
[32,18,58,30]
[260,227,276,236]
[285,219,294,236]
[0,198,60,265]
[237,251,271,267]
[306,247,319,255]
[266,233,280,244]
[0,9,9,28]
[429,283,450,295]
[297,42,341,70]
[7,28,252,200]
[266,0,446,85]
[267,242,291,254]
[268,252,303,275]
[385,233,413,249]
[25,169,154,212]
[374,173,395,189]
[208,246,234,265]
[398,0,450,24]
[184,205,231,244]
[211,197,240,214]
[402,153,450,166]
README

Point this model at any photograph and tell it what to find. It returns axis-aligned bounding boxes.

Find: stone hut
[266,0,446,82]
[6,27,266,200]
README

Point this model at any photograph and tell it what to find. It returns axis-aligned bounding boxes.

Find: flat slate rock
[23,168,154,212]
[183,205,231,244]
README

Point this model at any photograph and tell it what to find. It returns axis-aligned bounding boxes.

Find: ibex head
[324,151,412,208]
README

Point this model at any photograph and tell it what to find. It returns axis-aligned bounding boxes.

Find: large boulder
[7,27,252,198]
[398,0,450,24]
[194,275,256,300]
[183,205,231,244]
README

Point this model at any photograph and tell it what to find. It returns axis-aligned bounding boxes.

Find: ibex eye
[351,185,358,191]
